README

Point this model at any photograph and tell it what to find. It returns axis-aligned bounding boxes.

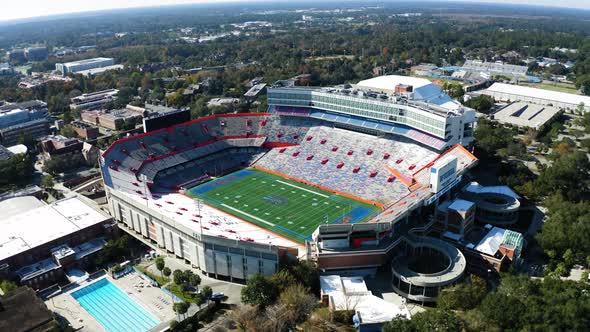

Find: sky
[0,0,589,22]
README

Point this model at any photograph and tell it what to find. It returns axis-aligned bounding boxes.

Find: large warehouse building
[480,83,590,112]
[0,195,117,289]
[56,57,115,76]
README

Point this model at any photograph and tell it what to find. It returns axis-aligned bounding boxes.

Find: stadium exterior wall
[106,187,282,280]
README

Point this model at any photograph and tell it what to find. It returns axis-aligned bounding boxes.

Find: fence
[161,286,183,303]
[112,266,134,279]
[132,266,160,287]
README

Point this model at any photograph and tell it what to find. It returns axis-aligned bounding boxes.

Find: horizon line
[1,0,589,25]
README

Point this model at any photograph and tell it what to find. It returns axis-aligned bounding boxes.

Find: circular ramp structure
[391,236,466,303]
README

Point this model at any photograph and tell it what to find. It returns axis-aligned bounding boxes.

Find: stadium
[101,75,480,300]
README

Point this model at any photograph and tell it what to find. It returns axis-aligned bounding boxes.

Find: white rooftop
[321,275,368,295]
[76,64,124,76]
[353,294,411,324]
[487,83,590,107]
[474,226,505,256]
[0,196,110,261]
[320,275,410,325]
[356,75,432,91]
[448,198,475,212]
[7,144,27,155]
[0,196,46,219]
[464,182,521,199]
[493,102,561,129]
[63,57,114,66]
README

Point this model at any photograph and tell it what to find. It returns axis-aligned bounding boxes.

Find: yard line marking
[221,203,275,227]
[276,180,329,198]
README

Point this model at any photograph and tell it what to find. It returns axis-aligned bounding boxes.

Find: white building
[55,57,115,76]
[0,195,116,289]
[320,275,411,331]
[480,83,590,113]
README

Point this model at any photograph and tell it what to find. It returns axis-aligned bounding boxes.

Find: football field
[187,168,380,243]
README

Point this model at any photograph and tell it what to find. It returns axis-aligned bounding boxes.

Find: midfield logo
[263,195,289,206]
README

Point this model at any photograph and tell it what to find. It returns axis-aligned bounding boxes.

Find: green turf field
[187,168,380,243]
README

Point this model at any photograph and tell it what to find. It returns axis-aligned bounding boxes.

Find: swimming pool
[72,278,160,332]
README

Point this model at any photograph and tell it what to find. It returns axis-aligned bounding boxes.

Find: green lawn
[520,82,581,95]
[304,55,355,62]
[166,284,203,304]
[135,265,170,286]
[187,168,380,244]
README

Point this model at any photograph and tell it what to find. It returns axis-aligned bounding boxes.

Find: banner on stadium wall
[429,155,458,193]
[425,175,462,206]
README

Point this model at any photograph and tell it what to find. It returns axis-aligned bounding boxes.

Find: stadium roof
[356,75,461,110]
[493,102,561,129]
[357,75,432,91]
[0,196,110,261]
[487,83,590,107]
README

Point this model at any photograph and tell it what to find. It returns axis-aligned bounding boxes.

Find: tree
[17,132,34,149]
[0,280,18,293]
[474,118,515,159]
[42,154,85,175]
[288,260,320,295]
[383,310,462,332]
[383,315,418,332]
[0,154,35,189]
[241,273,279,307]
[534,151,590,200]
[437,275,487,311]
[94,235,131,266]
[464,94,494,113]
[41,175,54,190]
[279,283,317,323]
[173,269,184,286]
[412,309,463,332]
[47,94,69,114]
[155,257,165,277]
[173,301,190,320]
[184,270,201,291]
[163,267,172,278]
[576,75,590,96]
[269,270,297,294]
[201,285,212,303]
[59,125,77,138]
[442,81,464,98]
[536,194,590,266]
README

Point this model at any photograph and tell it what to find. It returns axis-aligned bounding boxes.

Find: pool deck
[45,272,176,332]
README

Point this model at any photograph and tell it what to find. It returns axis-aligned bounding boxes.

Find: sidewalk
[140,252,244,306]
